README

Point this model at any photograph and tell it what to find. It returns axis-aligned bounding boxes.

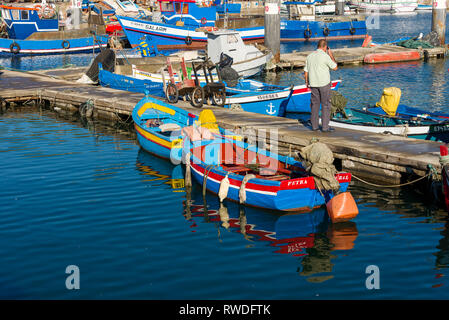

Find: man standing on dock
[304,40,338,132]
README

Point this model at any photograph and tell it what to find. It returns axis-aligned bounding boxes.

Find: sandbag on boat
[298,142,340,191]
[376,87,401,116]
[330,91,348,118]
[196,109,219,133]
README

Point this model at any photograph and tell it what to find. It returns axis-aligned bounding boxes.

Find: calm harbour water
[0,12,449,299]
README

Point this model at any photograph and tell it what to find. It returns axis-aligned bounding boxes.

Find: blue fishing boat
[98,63,165,95]
[0,4,108,55]
[132,95,197,160]
[101,61,341,116]
[281,1,367,41]
[116,0,264,49]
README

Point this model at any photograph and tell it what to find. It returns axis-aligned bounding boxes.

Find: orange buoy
[326,192,359,223]
[363,51,421,64]
[361,35,372,48]
[327,221,358,250]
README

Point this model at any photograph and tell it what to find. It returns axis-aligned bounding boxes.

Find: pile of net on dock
[396,31,441,49]
[77,48,116,84]
[298,141,340,192]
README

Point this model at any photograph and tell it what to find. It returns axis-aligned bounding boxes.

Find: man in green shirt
[304,39,338,132]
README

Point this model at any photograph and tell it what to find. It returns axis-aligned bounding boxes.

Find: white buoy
[239,174,256,204]
[218,174,230,202]
[185,152,192,188]
[218,203,230,229]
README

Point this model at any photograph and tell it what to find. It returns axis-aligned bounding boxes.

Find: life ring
[201,17,207,25]
[323,27,330,36]
[34,4,42,11]
[349,27,356,35]
[10,42,20,54]
[304,28,312,39]
[185,36,193,45]
[62,40,70,49]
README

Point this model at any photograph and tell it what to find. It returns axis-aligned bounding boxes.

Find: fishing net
[85,48,115,83]
[396,39,434,49]
[330,91,348,118]
[298,141,340,192]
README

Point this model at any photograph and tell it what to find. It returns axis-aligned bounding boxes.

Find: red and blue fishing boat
[116,0,264,49]
[187,137,351,212]
[0,4,108,55]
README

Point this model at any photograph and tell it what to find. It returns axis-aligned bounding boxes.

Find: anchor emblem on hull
[266,103,277,115]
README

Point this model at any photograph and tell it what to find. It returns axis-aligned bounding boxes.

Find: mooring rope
[351,171,432,188]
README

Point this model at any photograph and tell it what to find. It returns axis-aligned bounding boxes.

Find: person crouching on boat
[304,40,338,132]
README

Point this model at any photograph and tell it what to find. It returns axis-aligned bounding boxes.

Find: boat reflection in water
[184,184,358,283]
[135,148,358,283]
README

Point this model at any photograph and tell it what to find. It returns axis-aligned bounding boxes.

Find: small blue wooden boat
[0,4,108,55]
[132,95,197,160]
[98,63,165,95]
[101,62,341,117]
[116,0,264,50]
[281,1,367,41]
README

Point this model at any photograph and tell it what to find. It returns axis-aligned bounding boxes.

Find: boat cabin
[283,1,321,20]
[157,0,217,28]
[0,4,58,40]
[207,29,262,65]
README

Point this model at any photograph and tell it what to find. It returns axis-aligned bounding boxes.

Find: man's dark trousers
[310,82,331,131]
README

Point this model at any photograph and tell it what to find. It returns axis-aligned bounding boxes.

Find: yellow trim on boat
[171,139,183,149]
[137,102,176,117]
[135,125,173,149]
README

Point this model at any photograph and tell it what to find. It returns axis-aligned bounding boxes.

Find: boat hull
[189,143,351,212]
[117,15,264,50]
[0,37,107,55]
[99,68,164,95]
[280,19,367,41]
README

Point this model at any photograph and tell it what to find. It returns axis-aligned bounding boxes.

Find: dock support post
[264,0,281,63]
[432,0,446,45]
[336,0,345,15]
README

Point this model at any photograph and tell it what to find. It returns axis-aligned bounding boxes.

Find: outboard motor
[218,53,233,69]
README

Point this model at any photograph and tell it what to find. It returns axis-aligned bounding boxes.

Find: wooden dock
[277,44,448,69]
[0,68,443,185]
